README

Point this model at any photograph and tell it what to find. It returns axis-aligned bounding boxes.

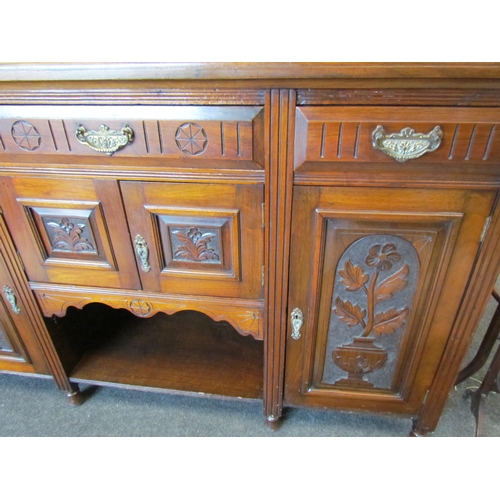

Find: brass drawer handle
[76,123,134,156]
[291,307,303,340]
[3,285,20,314]
[134,235,151,273]
[372,125,443,163]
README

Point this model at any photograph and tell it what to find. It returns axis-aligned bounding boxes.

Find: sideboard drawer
[0,105,265,171]
[295,106,500,172]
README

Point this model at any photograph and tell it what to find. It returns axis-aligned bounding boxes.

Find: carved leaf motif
[338,259,369,291]
[173,229,219,261]
[195,234,219,261]
[47,219,94,252]
[375,263,409,302]
[174,232,200,260]
[333,296,366,327]
[373,307,409,335]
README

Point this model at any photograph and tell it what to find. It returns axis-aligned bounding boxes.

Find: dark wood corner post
[263,89,296,427]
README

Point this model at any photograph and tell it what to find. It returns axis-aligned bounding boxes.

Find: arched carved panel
[322,235,419,389]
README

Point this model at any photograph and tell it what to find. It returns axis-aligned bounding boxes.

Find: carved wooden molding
[297,88,500,107]
[31,284,264,340]
[0,89,267,106]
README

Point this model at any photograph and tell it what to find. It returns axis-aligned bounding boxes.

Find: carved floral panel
[25,204,119,271]
[169,226,221,263]
[322,235,420,389]
[43,216,97,254]
[154,212,239,279]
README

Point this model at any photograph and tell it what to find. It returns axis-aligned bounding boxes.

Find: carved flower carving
[173,227,219,262]
[46,217,95,252]
[365,243,401,271]
[333,243,409,339]
[187,227,202,244]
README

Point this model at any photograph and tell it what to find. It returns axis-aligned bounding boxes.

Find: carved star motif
[11,120,41,151]
[175,122,208,155]
[129,299,152,317]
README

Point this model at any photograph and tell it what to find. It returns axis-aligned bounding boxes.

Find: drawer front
[295,106,500,171]
[0,105,265,170]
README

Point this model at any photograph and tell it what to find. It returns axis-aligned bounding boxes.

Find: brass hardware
[3,285,20,314]
[134,235,151,273]
[372,125,443,162]
[291,307,303,340]
[76,123,134,156]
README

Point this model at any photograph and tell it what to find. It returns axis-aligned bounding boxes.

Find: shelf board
[56,306,264,400]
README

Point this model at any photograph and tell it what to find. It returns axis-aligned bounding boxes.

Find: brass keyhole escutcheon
[291,307,303,340]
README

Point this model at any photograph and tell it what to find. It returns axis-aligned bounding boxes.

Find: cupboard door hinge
[261,203,265,228]
[480,215,492,244]
[262,266,265,287]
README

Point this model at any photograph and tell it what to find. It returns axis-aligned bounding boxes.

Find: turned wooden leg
[65,383,85,406]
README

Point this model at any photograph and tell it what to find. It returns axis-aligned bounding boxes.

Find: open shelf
[46,304,264,400]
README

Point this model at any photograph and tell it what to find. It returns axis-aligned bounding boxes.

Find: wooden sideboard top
[1,63,500,85]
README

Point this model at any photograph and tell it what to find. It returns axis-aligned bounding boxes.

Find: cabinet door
[120,181,264,299]
[0,176,141,290]
[284,186,496,415]
[0,229,48,374]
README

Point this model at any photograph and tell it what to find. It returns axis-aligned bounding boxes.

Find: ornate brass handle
[134,235,151,273]
[3,285,20,314]
[291,308,303,340]
[372,125,443,163]
[76,123,134,156]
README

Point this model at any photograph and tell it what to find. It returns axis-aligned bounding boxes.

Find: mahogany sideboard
[1,63,500,436]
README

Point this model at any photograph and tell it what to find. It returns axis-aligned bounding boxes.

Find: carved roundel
[129,299,152,317]
[175,122,208,156]
[11,120,41,151]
